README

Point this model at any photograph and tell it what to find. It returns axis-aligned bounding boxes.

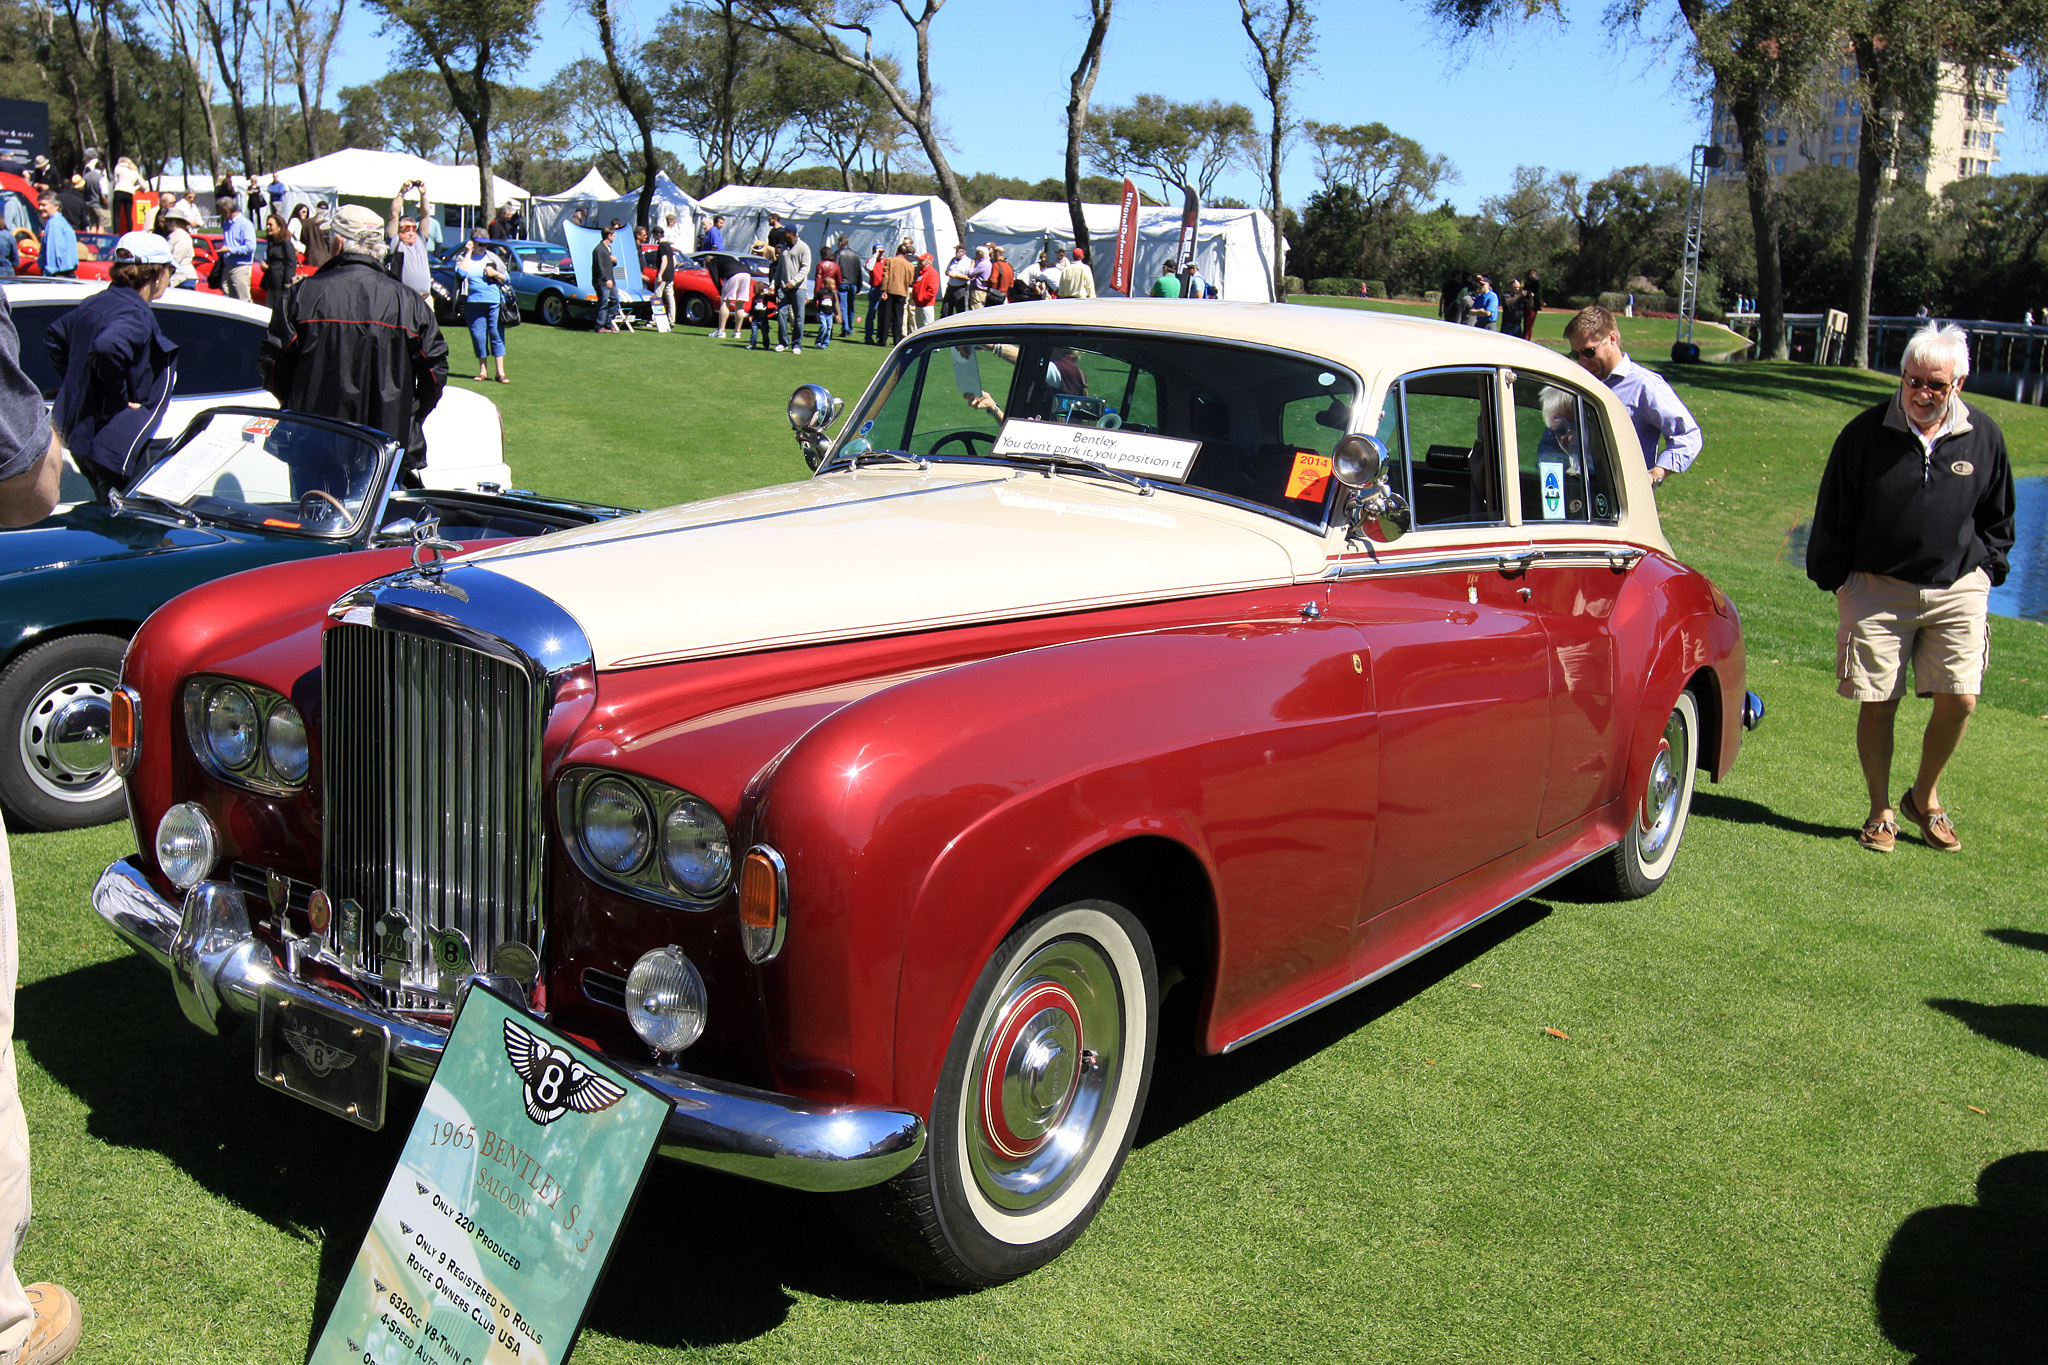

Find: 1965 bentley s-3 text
[94,301,1761,1285]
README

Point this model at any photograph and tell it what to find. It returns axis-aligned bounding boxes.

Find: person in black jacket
[258,204,448,485]
[44,231,180,501]
[1805,323,2015,855]
[261,212,299,308]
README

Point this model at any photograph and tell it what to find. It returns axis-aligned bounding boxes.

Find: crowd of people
[1440,270,1542,340]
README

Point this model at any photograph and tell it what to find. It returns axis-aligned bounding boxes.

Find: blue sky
[326,0,2045,208]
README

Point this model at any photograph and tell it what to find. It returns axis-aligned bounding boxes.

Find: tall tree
[142,0,225,177]
[1434,0,1836,360]
[195,0,255,169]
[588,0,662,225]
[1237,0,1315,296]
[370,0,541,215]
[278,0,345,159]
[1062,0,1112,259]
[1298,120,1455,283]
[737,0,969,231]
[1083,95,1256,204]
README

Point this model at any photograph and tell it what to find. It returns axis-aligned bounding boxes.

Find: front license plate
[255,987,390,1130]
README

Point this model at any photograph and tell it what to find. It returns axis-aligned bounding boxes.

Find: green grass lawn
[10,308,2048,1363]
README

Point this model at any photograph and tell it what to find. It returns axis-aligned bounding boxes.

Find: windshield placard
[991,419,1200,482]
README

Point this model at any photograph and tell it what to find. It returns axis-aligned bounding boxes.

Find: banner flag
[1109,179,1139,296]
[1175,185,1200,275]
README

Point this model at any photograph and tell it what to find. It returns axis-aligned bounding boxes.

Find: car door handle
[1496,550,1537,575]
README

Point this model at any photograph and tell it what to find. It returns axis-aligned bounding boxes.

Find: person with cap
[44,230,181,501]
[385,180,435,303]
[160,202,199,289]
[219,196,258,301]
[35,196,77,279]
[1056,246,1096,299]
[455,231,511,383]
[259,203,448,485]
[27,155,56,197]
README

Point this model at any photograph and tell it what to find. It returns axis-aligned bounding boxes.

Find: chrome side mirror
[788,384,841,470]
[1334,434,1408,544]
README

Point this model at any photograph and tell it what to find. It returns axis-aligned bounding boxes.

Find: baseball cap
[113,231,173,264]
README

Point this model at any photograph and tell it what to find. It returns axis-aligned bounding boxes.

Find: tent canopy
[534,170,700,244]
[537,166,618,202]
[270,149,527,209]
[964,199,1280,302]
[698,185,957,265]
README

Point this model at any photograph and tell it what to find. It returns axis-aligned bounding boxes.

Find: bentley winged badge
[503,1019,627,1126]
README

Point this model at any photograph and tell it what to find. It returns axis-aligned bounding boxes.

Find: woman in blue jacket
[454,232,510,383]
[43,231,179,501]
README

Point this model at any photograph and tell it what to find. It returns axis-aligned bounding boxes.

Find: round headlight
[204,685,259,770]
[264,702,310,784]
[625,947,706,1053]
[581,777,651,874]
[155,800,219,891]
[660,797,731,897]
[787,383,838,431]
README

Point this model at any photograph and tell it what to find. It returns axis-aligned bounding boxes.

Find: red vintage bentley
[95,300,1759,1286]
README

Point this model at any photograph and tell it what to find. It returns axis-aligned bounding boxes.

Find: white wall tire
[1589,689,1699,900]
[845,895,1157,1286]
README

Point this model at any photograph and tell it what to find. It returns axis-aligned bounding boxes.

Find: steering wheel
[928,429,995,456]
[297,489,348,522]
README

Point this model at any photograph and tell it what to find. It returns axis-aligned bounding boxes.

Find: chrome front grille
[322,622,544,1009]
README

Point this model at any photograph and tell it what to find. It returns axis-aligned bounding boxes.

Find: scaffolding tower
[1672,143,1724,363]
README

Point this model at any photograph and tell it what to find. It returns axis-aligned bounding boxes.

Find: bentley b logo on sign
[504,1020,626,1126]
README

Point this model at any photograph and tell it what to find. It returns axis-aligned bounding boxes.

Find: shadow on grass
[1138,899,1551,1143]
[1691,791,1845,842]
[1930,1000,2048,1063]
[1986,928,2048,956]
[19,957,947,1354]
[14,956,413,1360]
[1670,362,1891,411]
[1874,1150,2048,1364]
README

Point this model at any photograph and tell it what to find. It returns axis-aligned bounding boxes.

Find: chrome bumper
[1742,690,1765,730]
[92,857,924,1193]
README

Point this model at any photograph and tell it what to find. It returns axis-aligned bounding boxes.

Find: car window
[841,329,1362,525]
[132,409,386,535]
[1510,375,1620,524]
[153,306,265,397]
[1378,369,1503,528]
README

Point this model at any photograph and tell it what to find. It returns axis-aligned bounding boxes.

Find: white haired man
[1805,323,2016,853]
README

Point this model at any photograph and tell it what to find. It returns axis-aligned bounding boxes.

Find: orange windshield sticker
[262,518,301,528]
[1285,450,1333,501]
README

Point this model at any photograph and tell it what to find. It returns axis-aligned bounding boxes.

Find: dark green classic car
[0,406,630,831]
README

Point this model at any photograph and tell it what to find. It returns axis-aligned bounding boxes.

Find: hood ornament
[409,516,461,577]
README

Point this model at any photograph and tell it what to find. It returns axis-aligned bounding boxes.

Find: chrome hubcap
[18,667,120,804]
[1638,709,1688,859]
[968,939,1123,1211]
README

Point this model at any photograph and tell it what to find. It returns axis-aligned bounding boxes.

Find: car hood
[465,468,1316,669]
[0,505,237,581]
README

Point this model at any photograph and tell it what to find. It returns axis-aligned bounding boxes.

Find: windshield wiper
[1014,454,1153,497]
[835,448,928,472]
[110,489,200,527]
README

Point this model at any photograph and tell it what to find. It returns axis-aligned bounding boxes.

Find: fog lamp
[625,947,706,1054]
[156,801,219,891]
[1333,433,1387,489]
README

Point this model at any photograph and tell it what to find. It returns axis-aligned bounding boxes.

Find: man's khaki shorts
[1836,568,1991,701]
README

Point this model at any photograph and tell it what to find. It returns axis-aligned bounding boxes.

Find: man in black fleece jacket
[1806,323,2015,854]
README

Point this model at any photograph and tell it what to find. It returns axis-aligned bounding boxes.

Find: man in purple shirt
[1564,306,1703,486]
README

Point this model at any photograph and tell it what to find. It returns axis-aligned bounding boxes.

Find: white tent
[698,185,957,264]
[964,199,1280,302]
[534,170,700,245]
[270,148,528,210]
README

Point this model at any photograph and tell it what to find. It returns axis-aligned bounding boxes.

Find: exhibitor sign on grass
[312,986,669,1365]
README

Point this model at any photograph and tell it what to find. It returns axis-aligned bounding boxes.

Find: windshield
[833,328,1363,526]
[129,410,391,536]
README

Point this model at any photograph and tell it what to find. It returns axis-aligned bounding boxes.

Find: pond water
[1781,476,2045,625]
[1989,476,2048,624]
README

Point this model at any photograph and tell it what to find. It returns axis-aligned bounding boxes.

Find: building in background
[1706,56,2011,197]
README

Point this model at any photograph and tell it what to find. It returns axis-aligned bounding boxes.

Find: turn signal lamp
[111,685,141,776]
[737,846,788,964]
